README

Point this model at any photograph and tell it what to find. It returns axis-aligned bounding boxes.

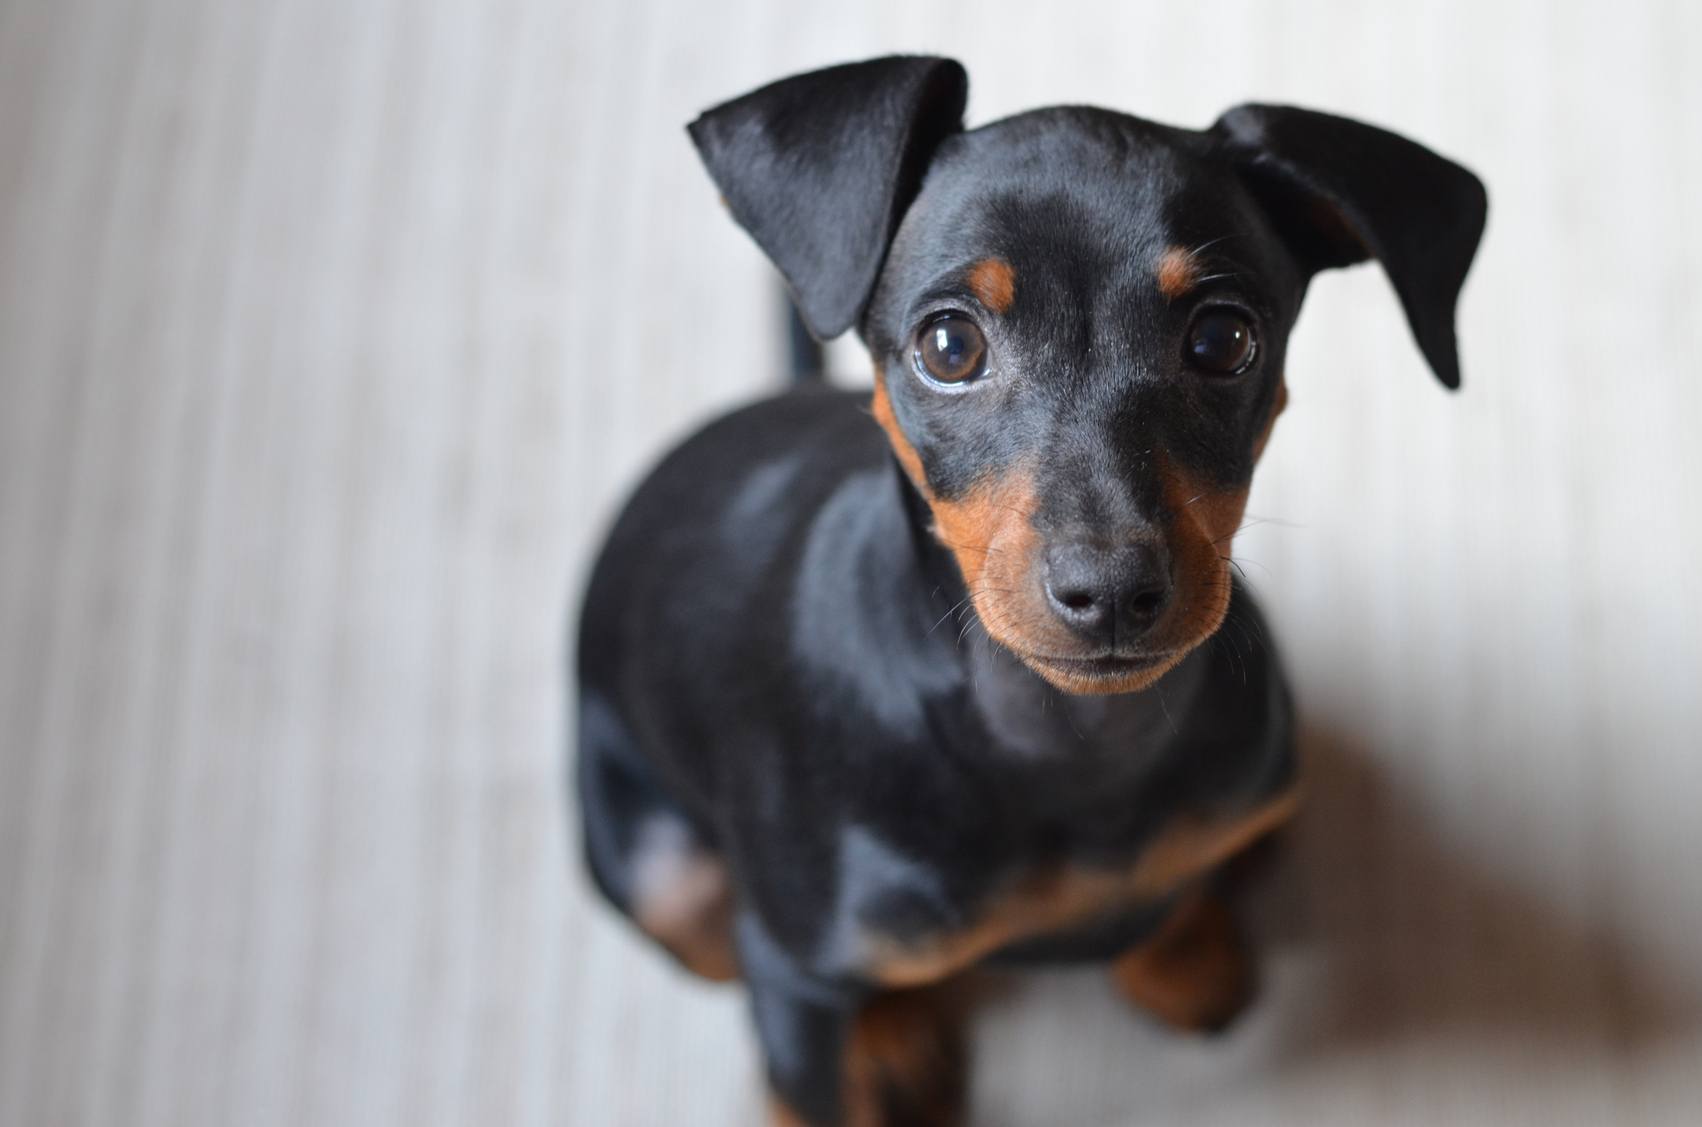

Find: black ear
[1212,105,1487,388]
[688,56,969,340]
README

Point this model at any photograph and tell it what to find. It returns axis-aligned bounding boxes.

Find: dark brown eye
[1186,309,1257,374]
[913,315,987,385]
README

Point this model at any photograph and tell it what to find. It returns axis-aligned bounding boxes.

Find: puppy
[576,55,1486,1126]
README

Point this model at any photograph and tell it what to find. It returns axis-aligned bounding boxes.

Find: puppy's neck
[963,617,1212,764]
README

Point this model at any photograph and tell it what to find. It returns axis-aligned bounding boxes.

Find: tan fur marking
[1156,246,1201,300]
[928,471,1040,593]
[965,257,1017,314]
[864,787,1299,987]
[1155,452,1250,660]
[869,374,1064,684]
[1111,892,1252,1032]
[869,377,928,493]
[871,368,1052,659]
[844,986,968,1127]
[631,839,740,982]
[1120,787,1298,889]
[768,1096,808,1127]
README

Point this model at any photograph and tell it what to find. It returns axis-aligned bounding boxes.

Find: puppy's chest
[817,786,1297,986]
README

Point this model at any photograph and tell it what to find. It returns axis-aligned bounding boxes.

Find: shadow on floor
[969,719,1701,1125]
[1239,720,1699,1068]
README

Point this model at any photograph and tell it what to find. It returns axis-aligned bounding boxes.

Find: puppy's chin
[1018,651,1187,696]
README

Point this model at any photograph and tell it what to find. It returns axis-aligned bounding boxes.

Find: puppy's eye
[913,315,987,385]
[1185,309,1257,375]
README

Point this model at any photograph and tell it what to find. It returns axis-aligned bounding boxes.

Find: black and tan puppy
[576,56,1485,1125]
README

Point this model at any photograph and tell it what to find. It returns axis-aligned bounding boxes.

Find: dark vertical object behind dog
[787,295,826,383]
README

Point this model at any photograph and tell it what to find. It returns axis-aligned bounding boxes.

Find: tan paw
[1110,893,1254,1033]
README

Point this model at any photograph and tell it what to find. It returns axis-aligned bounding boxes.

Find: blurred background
[2,1,1700,1124]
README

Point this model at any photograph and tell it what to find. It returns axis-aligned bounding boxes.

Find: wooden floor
[3,1,1700,1123]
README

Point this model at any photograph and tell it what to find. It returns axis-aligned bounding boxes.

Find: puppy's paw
[1110,893,1255,1034]
[844,985,969,1127]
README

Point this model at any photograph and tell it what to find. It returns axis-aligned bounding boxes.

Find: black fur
[688,57,969,338]
[576,56,1485,1125]
[1211,104,1488,388]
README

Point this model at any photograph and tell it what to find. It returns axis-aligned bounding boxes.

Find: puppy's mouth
[1018,649,1179,690]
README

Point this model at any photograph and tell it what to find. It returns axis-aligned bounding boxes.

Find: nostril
[1129,589,1165,620]
[1044,572,1110,627]
[1058,590,1096,613]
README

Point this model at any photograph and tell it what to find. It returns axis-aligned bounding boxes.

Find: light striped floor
[2,1,1700,1123]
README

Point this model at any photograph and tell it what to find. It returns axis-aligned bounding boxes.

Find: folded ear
[1212,105,1488,388]
[688,56,969,340]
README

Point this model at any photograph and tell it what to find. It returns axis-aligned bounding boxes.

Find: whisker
[1239,512,1306,529]
[1188,233,1243,256]
[1206,626,1247,685]
[1153,682,1179,736]
[926,595,974,637]
[1223,552,1270,579]
[933,538,1005,556]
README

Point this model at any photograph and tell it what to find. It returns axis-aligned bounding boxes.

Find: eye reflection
[914,315,987,384]
[1186,309,1257,375]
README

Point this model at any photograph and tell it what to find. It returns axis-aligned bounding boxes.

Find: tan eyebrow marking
[1156,245,1201,300]
[965,257,1016,314]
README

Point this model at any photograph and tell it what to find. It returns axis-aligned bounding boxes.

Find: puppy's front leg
[741,912,967,1127]
[1109,891,1255,1035]
[749,977,856,1127]
[739,909,861,1125]
[753,979,969,1127]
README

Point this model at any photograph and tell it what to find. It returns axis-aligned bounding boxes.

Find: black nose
[1042,540,1172,645]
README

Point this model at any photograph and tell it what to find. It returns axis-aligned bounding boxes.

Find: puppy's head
[690,57,1486,695]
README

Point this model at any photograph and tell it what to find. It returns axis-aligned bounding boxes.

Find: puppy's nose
[1042,540,1172,645]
